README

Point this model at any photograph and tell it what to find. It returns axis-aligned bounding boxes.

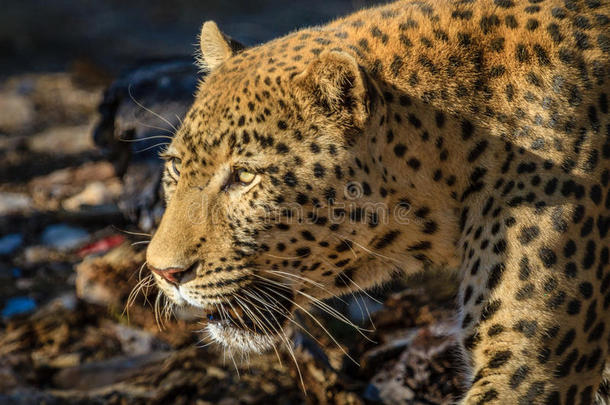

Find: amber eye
[169,158,181,178]
[236,169,256,184]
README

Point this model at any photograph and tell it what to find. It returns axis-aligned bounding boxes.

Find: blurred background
[0,1,462,404]
[0,0,390,76]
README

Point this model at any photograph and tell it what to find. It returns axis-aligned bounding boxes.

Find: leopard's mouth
[204,305,268,331]
[202,287,295,353]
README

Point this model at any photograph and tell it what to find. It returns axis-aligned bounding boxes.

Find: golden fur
[147,1,610,403]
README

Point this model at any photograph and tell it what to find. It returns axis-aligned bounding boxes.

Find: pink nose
[148,264,190,285]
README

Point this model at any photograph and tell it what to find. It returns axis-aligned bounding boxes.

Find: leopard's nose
[148,262,198,285]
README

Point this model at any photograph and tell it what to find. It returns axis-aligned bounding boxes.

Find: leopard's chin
[205,320,280,353]
[196,286,295,353]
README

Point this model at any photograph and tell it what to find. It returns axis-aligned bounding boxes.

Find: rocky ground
[0,8,465,402]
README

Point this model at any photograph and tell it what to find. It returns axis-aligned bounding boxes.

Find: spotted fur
[146,1,610,403]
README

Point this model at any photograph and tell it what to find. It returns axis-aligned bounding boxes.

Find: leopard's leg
[457,200,609,405]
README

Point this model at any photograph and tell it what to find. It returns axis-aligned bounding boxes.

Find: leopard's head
[146,21,412,353]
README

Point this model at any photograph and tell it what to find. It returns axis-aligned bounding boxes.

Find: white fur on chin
[206,322,278,353]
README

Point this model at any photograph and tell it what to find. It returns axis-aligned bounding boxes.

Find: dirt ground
[0,2,467,403]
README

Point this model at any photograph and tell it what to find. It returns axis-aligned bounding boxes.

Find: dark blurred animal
[93,58,201,230]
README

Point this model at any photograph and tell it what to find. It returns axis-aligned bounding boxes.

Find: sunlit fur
[145,0,609,402]
[206,320,277,353]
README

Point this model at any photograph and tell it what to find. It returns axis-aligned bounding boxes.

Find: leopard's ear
[293,50,374,129]
[197,21,245,72]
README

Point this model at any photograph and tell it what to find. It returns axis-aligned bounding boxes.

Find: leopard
[145,0,610,403]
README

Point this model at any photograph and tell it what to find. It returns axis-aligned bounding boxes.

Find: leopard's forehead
[185,27,348,119]
[171,38,337,179]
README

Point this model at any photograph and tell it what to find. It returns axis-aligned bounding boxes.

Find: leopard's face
[146,23,392,353]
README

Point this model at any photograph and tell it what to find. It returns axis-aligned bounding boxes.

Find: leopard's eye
[236,169,255,184]
[170,157,182,178]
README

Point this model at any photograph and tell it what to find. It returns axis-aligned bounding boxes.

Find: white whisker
[252,282,359,366]
[135,142,171,153]
[110,227,152,237]
[119,134,174,143]
[334,232,402,265]
[128,85,178,131]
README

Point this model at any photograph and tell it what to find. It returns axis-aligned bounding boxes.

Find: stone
[2,296,37,318]
[40,224,89,251]
[0,233,23,255]
[0,94,34,134]
[0,192,32,215]
[62,181,118,211]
